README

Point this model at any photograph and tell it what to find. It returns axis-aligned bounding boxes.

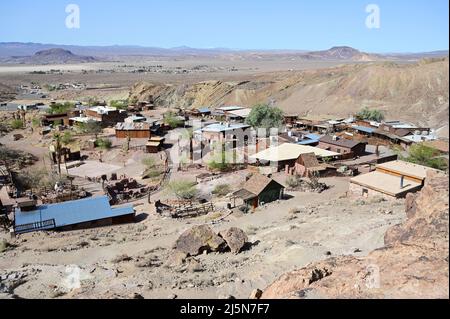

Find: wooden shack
[115,122,152,139]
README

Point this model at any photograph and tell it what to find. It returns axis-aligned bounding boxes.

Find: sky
[0,0,448,52]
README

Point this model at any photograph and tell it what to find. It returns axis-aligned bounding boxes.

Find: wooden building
[146,137,165,153]
[293,152,337,177]
[318,135,367,159]
[115,122,152,139]
[232,173,285,210]
[84,106,127,127]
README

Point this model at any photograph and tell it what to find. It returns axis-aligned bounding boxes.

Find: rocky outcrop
[262,172,449,299]
[219,227,248,254]
[174,225,226,256]
[174,225,249,256]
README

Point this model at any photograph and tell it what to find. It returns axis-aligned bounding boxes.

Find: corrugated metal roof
[352,125,375,134]
[14,196,134,231]
[320,135,365,149]
[201,123,251,133]
[116,122,151,130]
[216,106,245,112]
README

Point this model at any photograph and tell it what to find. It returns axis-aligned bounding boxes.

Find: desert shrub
[286,175,302,189]
[168,180,197,200]
[31,117,41,128]
[95,138,112,150]
[289,207,303,215]
[142,157,156,168]
[163,111,184,128]
[208,147,232,171]
[10,119,24,129]
[15,169,67,193]
[0,239,10,253]
[208,159,231,171]
[212,184,231,197]
[141,157,164,179]
[61,131,75,145]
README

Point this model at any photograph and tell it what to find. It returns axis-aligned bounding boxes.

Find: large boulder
[219,227,248,254]
[174,225,226,256]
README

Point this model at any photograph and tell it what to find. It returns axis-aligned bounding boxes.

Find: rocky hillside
[0,83,15,102]
[260,171,449,299]
[129,58,449,132]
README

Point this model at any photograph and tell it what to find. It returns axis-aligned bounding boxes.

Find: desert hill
[129,57,449,133]
[1,48,98,64]
[300,46,381,61]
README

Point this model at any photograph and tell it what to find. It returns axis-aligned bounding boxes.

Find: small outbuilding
[349,160,442,199]
[232,173,285,210]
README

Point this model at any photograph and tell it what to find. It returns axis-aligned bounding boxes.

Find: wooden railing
[14,218,56,234]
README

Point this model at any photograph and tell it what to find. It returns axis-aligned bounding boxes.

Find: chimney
[400,175,405,189]
[332,135,338,141]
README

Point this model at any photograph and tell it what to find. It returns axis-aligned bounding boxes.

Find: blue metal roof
[14,196,134,231]
[352,125,375,134]
[197,107,211,113]
[298,139,320,145]
[305,133,321,140]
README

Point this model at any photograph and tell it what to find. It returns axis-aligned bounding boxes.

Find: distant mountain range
[0,42,447,63]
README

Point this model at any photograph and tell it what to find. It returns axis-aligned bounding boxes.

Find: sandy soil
[0,167,406,299]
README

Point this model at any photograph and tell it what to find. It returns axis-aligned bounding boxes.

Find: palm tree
[52,133,63,177]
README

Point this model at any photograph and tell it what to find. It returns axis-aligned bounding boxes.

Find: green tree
[356,107,385,122]
[168,180,198,200]
[52,133,63,176]
[47,102,75,115]
[95,138,112,150]
[400,144,448,171]
[245,104,284,133]
[80,120,102,138]
[110,99,129,110]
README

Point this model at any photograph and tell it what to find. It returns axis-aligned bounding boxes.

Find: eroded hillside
[130,58,449,132]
